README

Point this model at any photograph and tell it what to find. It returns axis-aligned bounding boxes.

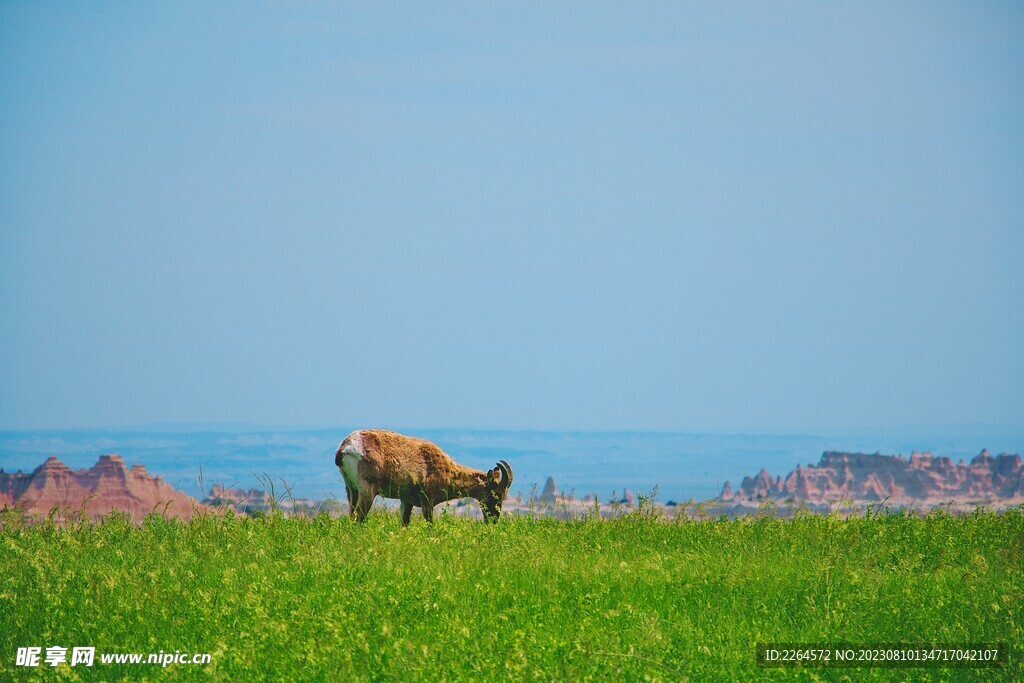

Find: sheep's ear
[488,468,501,485]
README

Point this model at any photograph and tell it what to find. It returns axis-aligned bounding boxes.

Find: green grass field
[1,506,1021,681]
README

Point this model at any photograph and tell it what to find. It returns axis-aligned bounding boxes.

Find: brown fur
[337,429,512,525]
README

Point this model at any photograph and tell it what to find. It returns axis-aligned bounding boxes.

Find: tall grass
[1,506,1021,681]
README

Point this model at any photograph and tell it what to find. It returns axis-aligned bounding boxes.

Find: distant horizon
[2,420,1024,439]
[3,419,1024,445]
[2,427,1021,506]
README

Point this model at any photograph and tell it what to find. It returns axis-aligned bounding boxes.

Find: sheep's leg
[338,452,362,519]
[344,484,358,518]
[418,492,434,523]
[354,485,376,523]
[400,498,414,527]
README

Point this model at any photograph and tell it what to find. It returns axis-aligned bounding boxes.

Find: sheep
[334,429,514,525]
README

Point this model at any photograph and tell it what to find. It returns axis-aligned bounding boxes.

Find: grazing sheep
[335,429,514,525]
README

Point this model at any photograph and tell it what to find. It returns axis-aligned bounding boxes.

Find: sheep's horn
[497,460,513,486]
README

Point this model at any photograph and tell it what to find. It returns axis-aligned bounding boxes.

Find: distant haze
[1,3,1021,432]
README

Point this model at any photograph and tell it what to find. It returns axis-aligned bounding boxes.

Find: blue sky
[1,3,1022,432]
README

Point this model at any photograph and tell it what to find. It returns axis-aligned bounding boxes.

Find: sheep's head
[481,460,513,522]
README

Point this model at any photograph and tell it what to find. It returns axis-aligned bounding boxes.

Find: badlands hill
[720,449,1024,510]
[0,454,205,521]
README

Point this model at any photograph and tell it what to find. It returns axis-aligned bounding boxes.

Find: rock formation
[0,454,206,522]
[540,476,558,502]
[203,484,326,515]
[720,450,1024,506]
[206,484,273,508]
